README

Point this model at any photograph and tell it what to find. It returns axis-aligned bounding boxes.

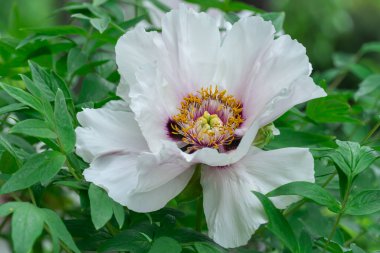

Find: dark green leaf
[67,48,87,76]
[10,119,57,139]
[20,26,86,36]
[1,151,65,193]
[88,183,114,229]
[345,190,380,215]
[41,208,81,253]
[253,192,299,253]
[267,181,341,213]
[54,90,75,154]
[98,229,151,253]
[148,237,181,253]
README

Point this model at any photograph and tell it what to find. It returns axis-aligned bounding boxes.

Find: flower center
[168,86,244,153]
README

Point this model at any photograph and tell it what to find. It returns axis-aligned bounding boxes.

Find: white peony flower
[75,7,326,248]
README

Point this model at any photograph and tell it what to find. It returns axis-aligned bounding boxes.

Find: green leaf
[10,119,57,139]
[253,192,299,253]
[267,128,335,149]
[1,151,66,193]
[11,203,44,253]
[98,229,151,253]
[54,89,75,154]
[0,103,27,115]
[21,73,54,101]
[0,82,43,112]
[267,181,341,213]
[0,134,22,163]
[299,231,312,253]
[41,208,81,253]
[306,95,359,123]
[148,237,181,253]
[90,16,111,33]
[112,201,125,229]
[360,41,380,54]
[194,242,223,253]
[67,48,87,77]
[354,74,380,101]
[29,61,72,101]
[345,190,380,215]
[348,63,373,80]
[325,141,377,179]
[88,183,114,229]
[350,244,366,253]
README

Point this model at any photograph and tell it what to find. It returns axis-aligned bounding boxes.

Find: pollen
[169,86,244,153]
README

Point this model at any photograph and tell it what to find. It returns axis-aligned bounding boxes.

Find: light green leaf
[326,141,377,179]
[306,95,359,123]
[88,183,114,229]
[345,190,380,215]
[260,12,285,32]
[10,119,57,139]
[0,82,43,112]
[112,201,125,229]
[253,192,299,253]
[148,237,181,253]
[90,16,110,33]
[354,74,380,101]
[0,103,27,115]
[267,181,341,213]
[360,41,380,54]
[11,203,44,253]
[54,89,75,154]
[1,151,66,193]
[67,48,87,76]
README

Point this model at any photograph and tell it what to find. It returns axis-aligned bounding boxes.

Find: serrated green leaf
[345,190,380,215]
[267,181,341,213]
[11,203,44,253]
[253,192,299,253]
[10,119,57,139]
[88,183,114,229]
[148,237,181,253]
[54,89,75,154]
[1,151,65,193]
[325,141,377,179]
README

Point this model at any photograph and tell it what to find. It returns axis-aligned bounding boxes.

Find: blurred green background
[1,0,380,72]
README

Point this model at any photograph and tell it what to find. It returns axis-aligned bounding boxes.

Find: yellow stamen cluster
[170,86,244,152]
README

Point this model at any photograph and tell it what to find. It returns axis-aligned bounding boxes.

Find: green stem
[28,188,37,206]
[361,121,380,144]
[323,180,352,252]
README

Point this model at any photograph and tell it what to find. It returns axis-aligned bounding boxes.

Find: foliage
[0,0,380,252]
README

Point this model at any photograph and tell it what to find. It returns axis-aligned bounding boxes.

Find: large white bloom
[76,7,326,248]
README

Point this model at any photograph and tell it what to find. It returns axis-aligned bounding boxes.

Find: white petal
[84,144,194,212]
[83,152,139,202]
[115,26,162,101]
[201,165,266,248]
[159,7,220,96]
[216,16,275,95]
[75,108,148,163]
[241,147,315,209]
[241,34,326,128]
